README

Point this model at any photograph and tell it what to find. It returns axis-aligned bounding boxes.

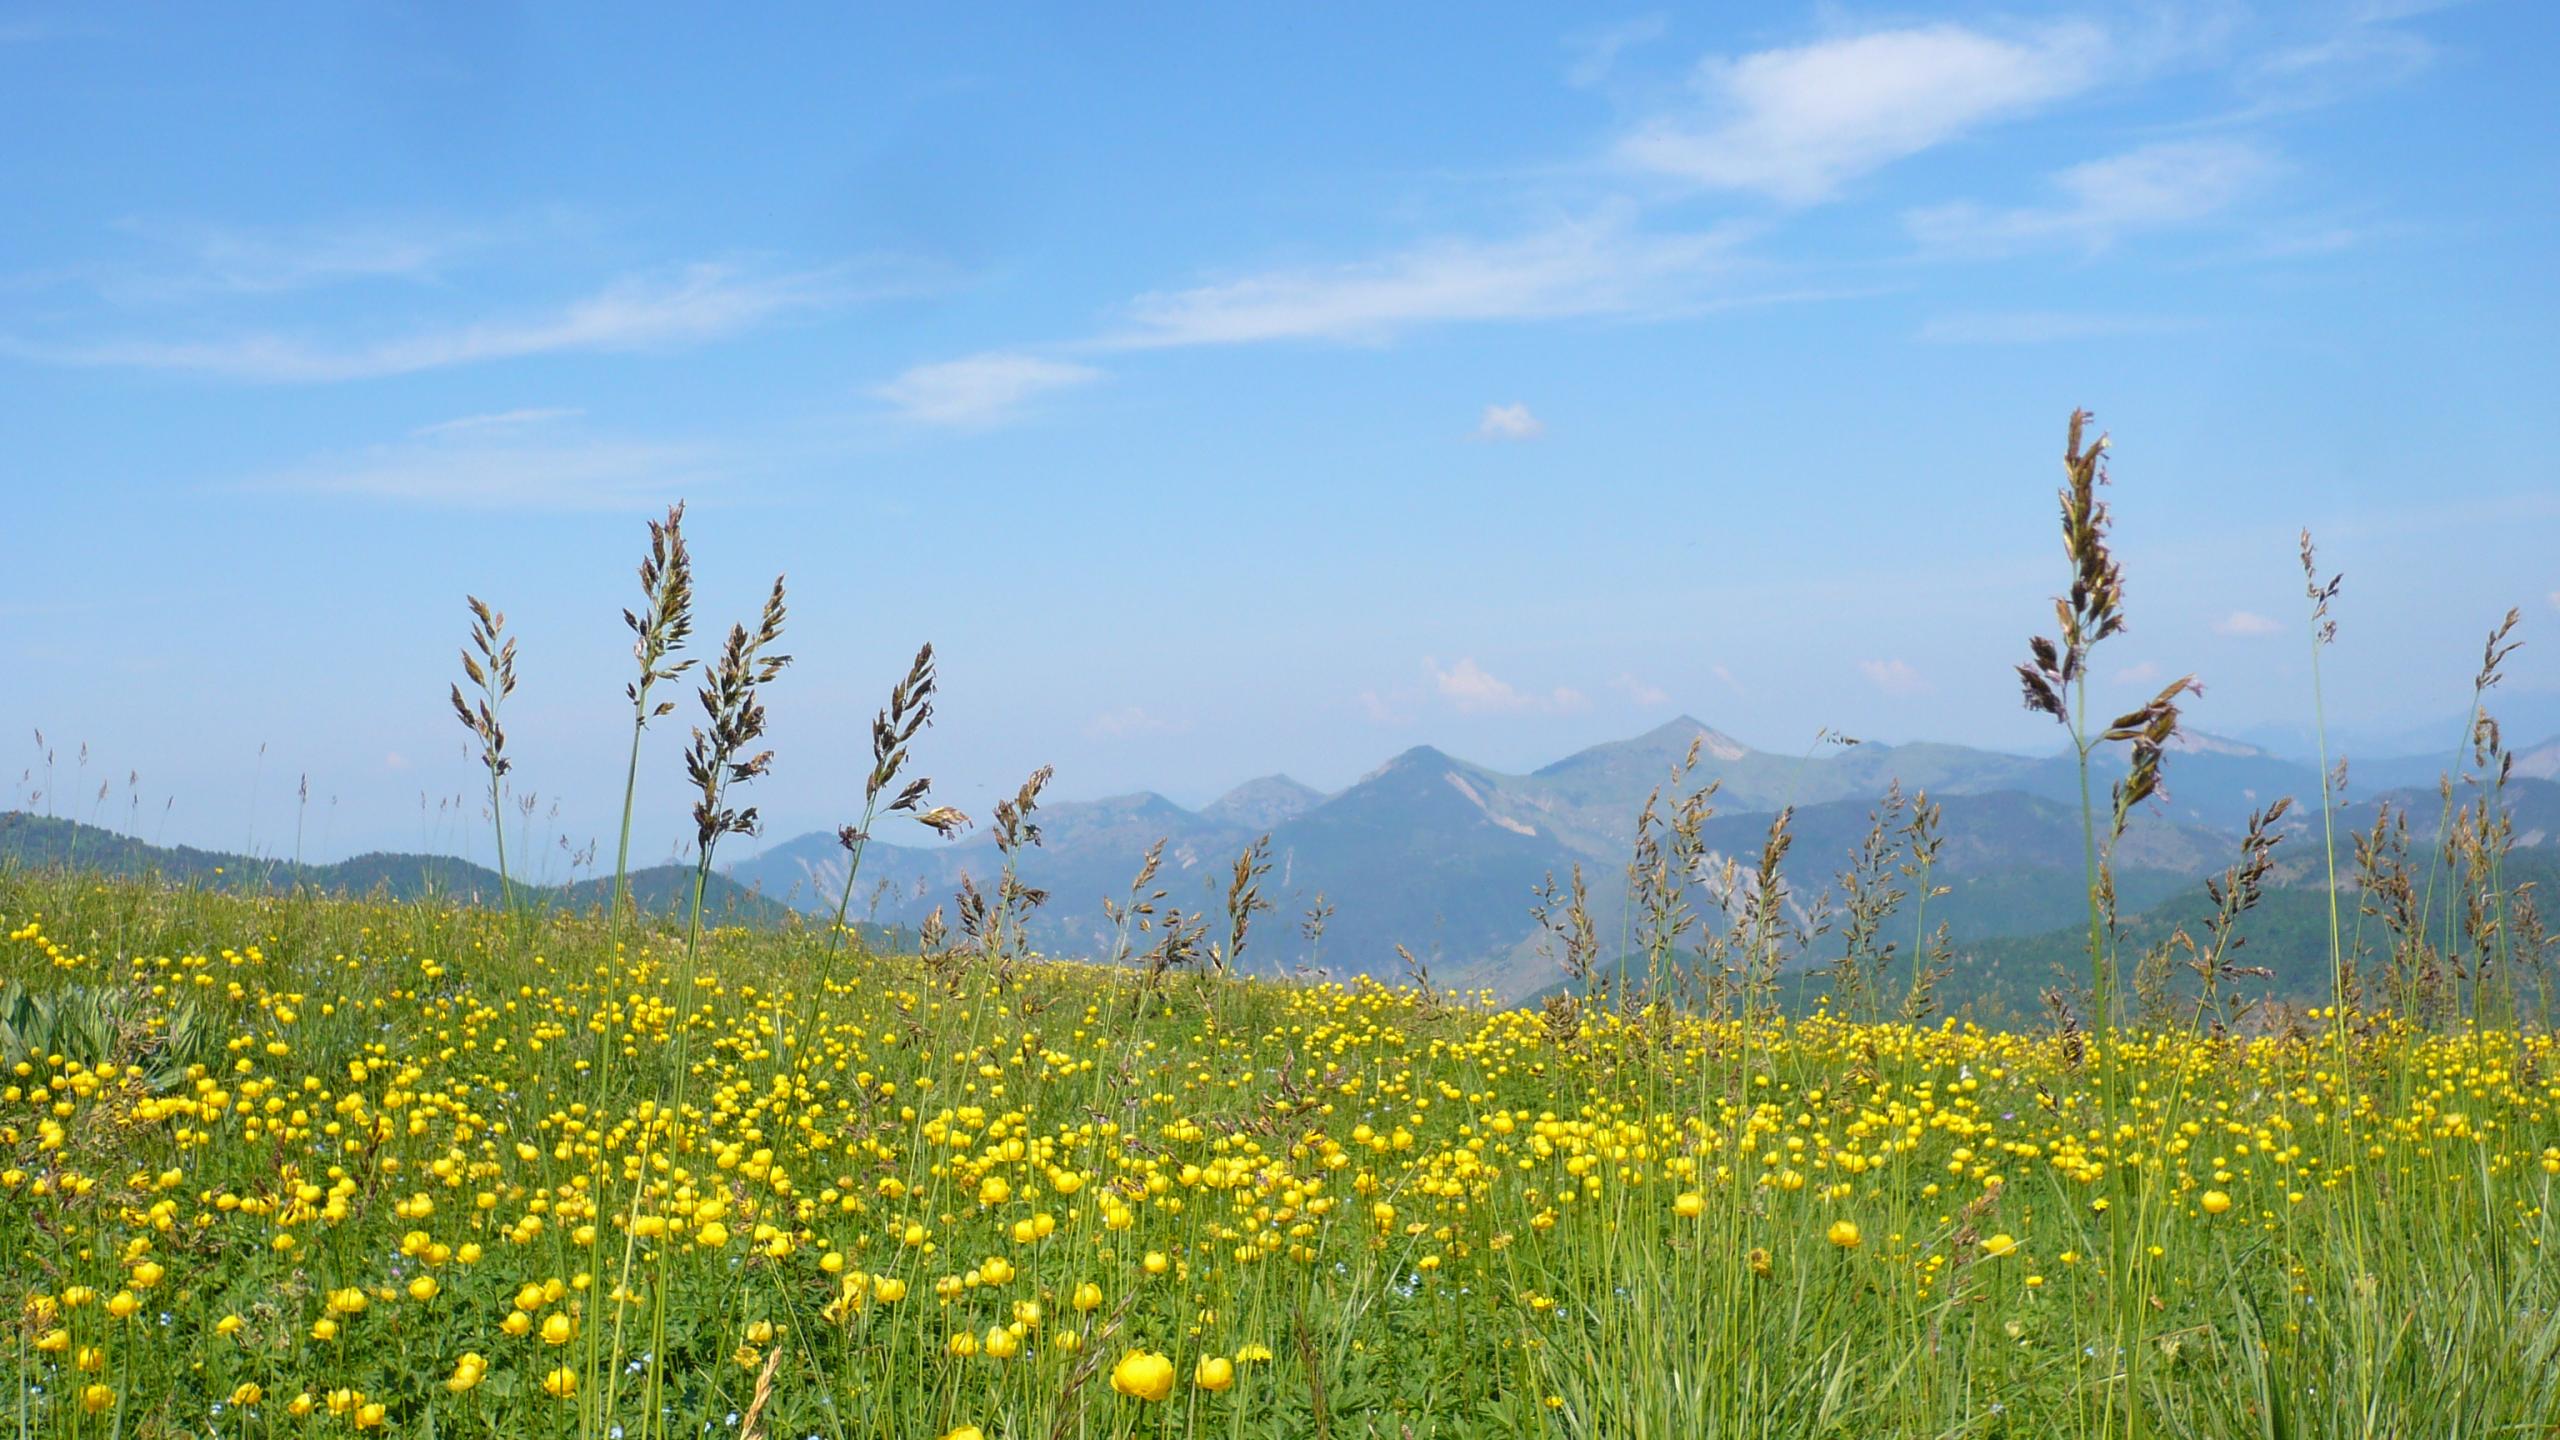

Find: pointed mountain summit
[1202,774,1326,830]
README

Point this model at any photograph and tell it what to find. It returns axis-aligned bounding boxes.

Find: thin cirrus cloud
[246,409,717,510]
[12,261,891,382]
[1100,211,1745,349]
[1906,139,2279,256]
[1615,21,2108,203]
[872,352,1102,426]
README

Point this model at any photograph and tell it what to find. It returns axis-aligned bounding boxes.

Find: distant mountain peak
[1202,774,1325,829]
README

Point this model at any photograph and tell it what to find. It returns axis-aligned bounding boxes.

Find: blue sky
[3,2,2555,867]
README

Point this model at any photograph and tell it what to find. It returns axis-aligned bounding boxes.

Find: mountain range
[726,718,2560,1001]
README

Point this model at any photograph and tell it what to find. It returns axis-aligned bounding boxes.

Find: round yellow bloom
[1143,1251,1170,1275]
[131,1262,164,1289]
[873,1276,907,1303]
[1195,1355,1236,1392]
[541,1312,575,1346]
[943,1428,986,1440]
[230,1382,264,1406]
[2201,1190,2233,1216]
[984,1325,1022,1359]
[696,1221,730,1249]
[408,1276,439,1302]
[1826,1220,1862,1250]
[1673,1191,1705,1219]
[447,1353,488,1392]
[81,1384,115,1415]
[1982,1233,2019,1258]
[542,1366,577,1399]
[1111,1349,1176,1402]
[355,1402,387,1429]
[1073,1282,1103,1312]
[106,1291,140,1320]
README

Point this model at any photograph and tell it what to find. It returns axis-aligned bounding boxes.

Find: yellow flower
[541,1312,575,1345]
[2201,1190,2233,1216]
[1195,1355,1236,1392]
[131,1261,165,1289]
[696,1221,730,1249]
[1826,1220,1862,1250]
[501,1311,533,1337]
[1982,1233,2019,1258]
[943,1428,987,1440]
[81,1384,116,1415]
[1236,1342,1274,1363]
[106,1291,140,1320]
[408,1276,439,1302]
[1072,1282,1103,1312]
[1143,1251,1170,1275]
[1111,1349,1176,1402]
[542,1366,577,1399]
[355,1402,387,1429]
[447,1353,488,1392]
[872,1276,907,1303]
[984,1325,1022,1359]
[230,1382,264,1407]
[1673,1191,1705,1219]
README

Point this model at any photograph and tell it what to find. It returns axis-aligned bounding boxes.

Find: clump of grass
[612,502,697,932]
[448,595,519,911]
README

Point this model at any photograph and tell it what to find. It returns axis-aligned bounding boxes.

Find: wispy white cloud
[100,216,493,300]
[1566,14,1668,88]
[2213,610,2284,637]
[409,407,584,439]
[12,261,886,382]
[1102,211,1744,349]
[873,352,1101,426]
[1474,402,1545,441]
[1858,657,1927,695]
[1617,22,2107,202]
[1906,139,2278,256]
[245,425,719,510]
[1428,657,1588,714]
[1917,311,2201,344]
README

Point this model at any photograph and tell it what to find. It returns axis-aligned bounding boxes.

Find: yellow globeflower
[542,1366,577,1399]
[1072,1282,1103,1312]
[1673,1191,1705,1219]
[2201,1190,2233,1216]
[447,1353,488,1392]
[541,1312,575,1345]
[82,1384,116,1415]
[1982,1233,2019,1258]
[943,1428,986,1440]
[1195,1355,1236,1392]
[408,1276,440,1302]
[1826,1220,1862,1250]
[1111,1349,1176,1402]
[696,1221,730,1249]
[984,1325,1022,1359]
[872,1276,908,1303]
[230,1382,265,1407]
